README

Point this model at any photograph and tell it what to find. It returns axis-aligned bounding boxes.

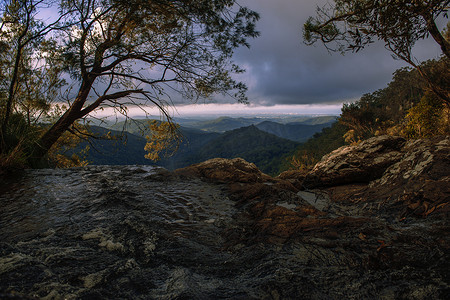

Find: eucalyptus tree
[303,0,450,104]
[0,0,70,137]
[31,0,259,161]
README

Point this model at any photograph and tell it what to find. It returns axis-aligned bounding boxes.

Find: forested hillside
[255,120,334,142]
[195,125,299,175]
[291,57,449,169]
[75,123,300,176]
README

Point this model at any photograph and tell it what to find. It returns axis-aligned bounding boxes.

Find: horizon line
[90,103,344,119]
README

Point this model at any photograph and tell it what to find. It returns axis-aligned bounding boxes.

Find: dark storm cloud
[233,0,443,106]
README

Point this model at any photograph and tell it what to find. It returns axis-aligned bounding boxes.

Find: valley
[78,115,336,175]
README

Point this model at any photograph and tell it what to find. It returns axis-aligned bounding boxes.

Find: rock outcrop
[174,157,274,183]
[367,136,450,218]
[1,136,449,299]
[303,135,406,188]
[198,137,449,299]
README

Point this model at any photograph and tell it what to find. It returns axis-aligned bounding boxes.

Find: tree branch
[78,89,144,117]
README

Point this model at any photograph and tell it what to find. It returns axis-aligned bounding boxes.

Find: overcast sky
[93,0,445,118]
[222,0,444,108]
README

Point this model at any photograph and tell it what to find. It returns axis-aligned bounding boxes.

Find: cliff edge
[0,136,448,299]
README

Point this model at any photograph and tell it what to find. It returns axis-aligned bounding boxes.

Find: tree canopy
[303,0,450,104]
[0,0,259,166]
[291,57,449,170]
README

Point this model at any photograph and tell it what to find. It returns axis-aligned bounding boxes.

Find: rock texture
[367,135,450,218]
[174,157,273,183]
[209,146,449,299]
[303,135,406,188]
[1,136,449,299]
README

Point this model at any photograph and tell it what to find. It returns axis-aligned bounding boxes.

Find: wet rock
[174,157,274,183]
[303,135,406,188]
[1,145,449,299]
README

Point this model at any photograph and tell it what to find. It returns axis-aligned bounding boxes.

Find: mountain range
[78,116,336,175]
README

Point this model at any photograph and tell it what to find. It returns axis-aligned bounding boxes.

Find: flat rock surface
[0,146,449,299]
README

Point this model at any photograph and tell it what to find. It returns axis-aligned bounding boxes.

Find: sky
[85,0,445,118]
[161,0,443,116]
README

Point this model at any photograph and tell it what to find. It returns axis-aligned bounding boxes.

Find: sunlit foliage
[291,57,449,171]
[404,92,450,138]
[339,58,449,141]
[144,120,181,162]
[0,0,259,168]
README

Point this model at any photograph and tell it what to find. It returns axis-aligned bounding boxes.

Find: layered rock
[300,135,449,217]
[1,137,449,299]
[303,135,406,188]
[174,157,273,183]
[367,136,450,218]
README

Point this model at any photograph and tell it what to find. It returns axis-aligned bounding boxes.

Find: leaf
[408,201,421,210]
[436,202,448,209]
[424,206,435,217]
[377,240,386,252]
[358,232,367,241]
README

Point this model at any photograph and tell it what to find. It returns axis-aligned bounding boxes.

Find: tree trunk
[31,111,78,160]
[415,65,450,106]
[30,78,94,161]
[423,12,450,59]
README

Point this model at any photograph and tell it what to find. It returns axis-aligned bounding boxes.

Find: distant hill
[190,116,262,132]
[255,120,335,142]
[194,125,299,175]
[78,126,149,165]
[186,115,337,135]
[288,115,337,125]
[266,115,337,125]
[99,115,337,135]
[75,116,336,175]
[77,125,220,167]
[74,124,299,175]
[108,119,209,137]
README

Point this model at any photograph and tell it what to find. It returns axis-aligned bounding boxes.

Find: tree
[28,0,259,163]
[337,58,448,139]
[144,120,180,161]
[404,91,450,138]
[0,0,71,134]
[0,0,75,167]
[303,0,450,104]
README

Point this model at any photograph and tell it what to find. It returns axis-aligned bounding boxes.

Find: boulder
[174,157,273,183]
[303,135,406,188]
[367,136,450,217]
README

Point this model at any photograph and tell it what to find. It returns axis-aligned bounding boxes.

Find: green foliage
[304,0,450,104]
[339,58,448,141]
[0,113,38,169]
[404,92,450,138]
[290,122,346,169]
[0,0,72,168]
